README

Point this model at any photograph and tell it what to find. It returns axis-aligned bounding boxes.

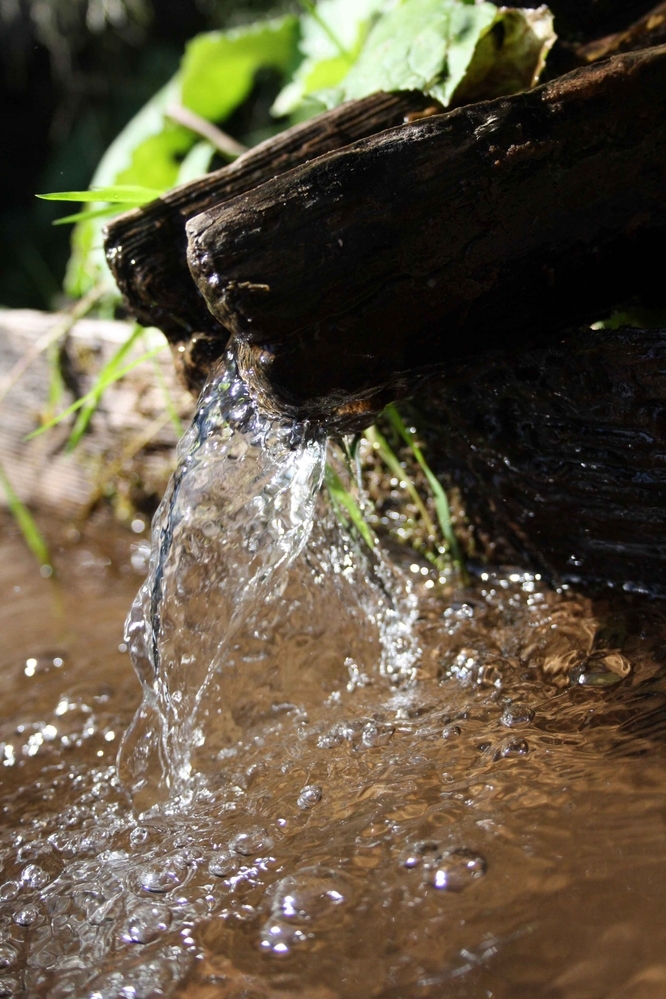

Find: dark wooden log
[186,45,666,427]
[415,326,666,597]
[576,0,666,61]
[103,90,434,391]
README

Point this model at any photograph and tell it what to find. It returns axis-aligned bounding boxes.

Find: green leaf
[64,15,300,297]
[0,460,51,571]
[290,0,555,115]
[273,0,385,118]
[340,0,497,106]
[324,463,376,549]
[181,16,299,122]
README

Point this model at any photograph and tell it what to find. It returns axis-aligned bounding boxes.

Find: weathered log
[416,326,666,597]
[185,45,666,427]
[104,90,434,391]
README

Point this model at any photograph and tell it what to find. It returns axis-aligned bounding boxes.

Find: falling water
[119,350,418,809]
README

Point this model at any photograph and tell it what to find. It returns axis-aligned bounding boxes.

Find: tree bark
[185,45,666,427]
[104,90,434,392]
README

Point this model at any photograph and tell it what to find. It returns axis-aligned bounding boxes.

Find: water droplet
[13,904,40,926]
[500,703,534,727]
[297,785,322,809]
[121,904,171,944]
[134,855,189,894]
[229,827,274,857]
[20,864,50,889]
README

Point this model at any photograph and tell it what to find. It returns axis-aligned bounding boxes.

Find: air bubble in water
[297,785,322,809]
[230,828,274,857]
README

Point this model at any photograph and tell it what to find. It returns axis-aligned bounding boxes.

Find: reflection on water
[0,373,665,996]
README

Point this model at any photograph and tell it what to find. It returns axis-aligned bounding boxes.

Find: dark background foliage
[0,0,655,311]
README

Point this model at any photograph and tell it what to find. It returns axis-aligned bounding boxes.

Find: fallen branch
[185,45,666,424]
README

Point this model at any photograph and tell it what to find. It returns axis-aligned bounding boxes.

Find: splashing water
[120,351,418,809]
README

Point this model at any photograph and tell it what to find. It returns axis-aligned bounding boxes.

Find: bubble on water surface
[296,785,322,809]
[13,903,40,926]
[0,977,19,997]
[500,703,535,727]
[133,855,189,894]
[401,843,487,892]
[230,828,274,857]
[260,867,351,956]
[121,904,172,944]
[208,851,239,877]
[20,864,50,889]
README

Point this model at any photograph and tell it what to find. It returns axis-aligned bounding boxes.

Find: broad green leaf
[64,15,300,297]
[272,0,387,117]
[339,0,497,106]
[181,16,299,122]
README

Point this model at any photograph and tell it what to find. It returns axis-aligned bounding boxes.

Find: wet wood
[186,45,666,425]
[417,325,666,597]
[104,90,435,391]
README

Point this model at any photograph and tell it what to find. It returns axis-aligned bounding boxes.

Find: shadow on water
[0,357,665,998]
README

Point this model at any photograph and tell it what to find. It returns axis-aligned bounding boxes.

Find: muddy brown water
[1,511,666,999]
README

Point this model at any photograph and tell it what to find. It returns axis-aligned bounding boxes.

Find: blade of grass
[151,355,185,436]
[0,284,106,408]
[384,404,466,575]
[0,459,51,571]
[65,324,145,450]
[25,342,167,442]
[364,424,437,539]
[37,185,164,204]
[324,463,375,549]
[52,205,127,227]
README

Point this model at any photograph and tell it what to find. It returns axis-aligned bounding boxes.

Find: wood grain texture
[104,90,434,391]
[186,45,666,425]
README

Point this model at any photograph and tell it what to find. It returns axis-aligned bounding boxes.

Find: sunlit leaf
[37,186,163,204]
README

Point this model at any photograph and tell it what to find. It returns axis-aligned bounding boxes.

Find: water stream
[0,357,666,997]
